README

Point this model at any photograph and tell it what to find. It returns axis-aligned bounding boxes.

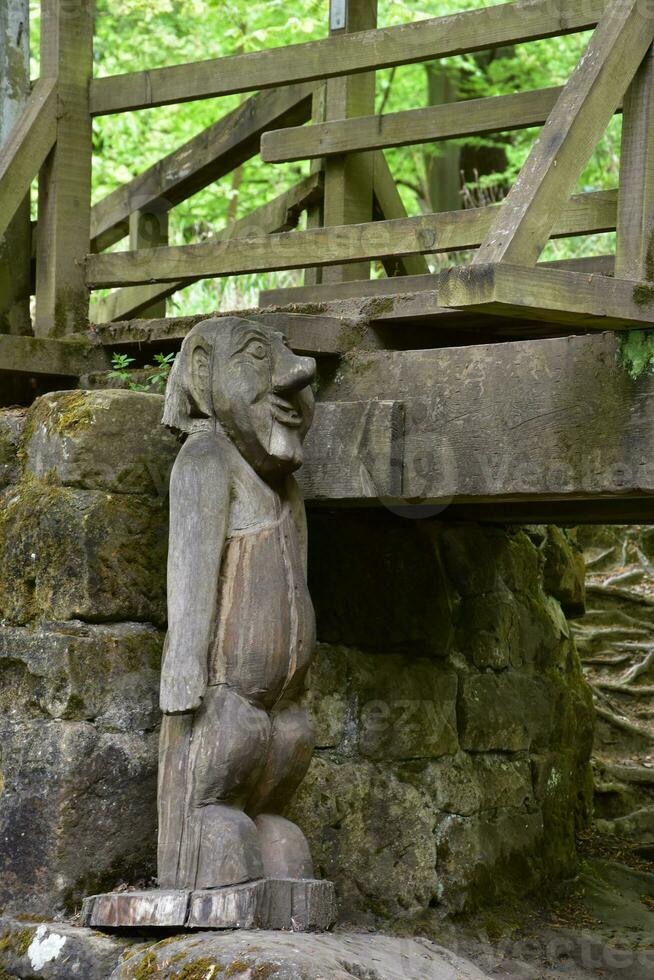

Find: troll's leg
[246,703,315,879]
[158,685,270,889]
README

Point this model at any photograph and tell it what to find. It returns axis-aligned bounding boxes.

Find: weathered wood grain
[85,189,617,288]
[259,254,615,307]
[301,400,403,500]
[321,0,377,285]
[434,263,654,329]
[90,175,323,323]
[372,152,430,278]
[89,0,607,114]
[0,0,31,335]
[475,0,654,267]
[90,83,313,253]
[262,85,574,162]
[304,332,654,520]
[616,45,654,280]
[0,334,109,376]
[35,0,94,336]
[0,78,57,241]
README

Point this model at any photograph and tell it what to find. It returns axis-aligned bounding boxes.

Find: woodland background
[29,0,619,314]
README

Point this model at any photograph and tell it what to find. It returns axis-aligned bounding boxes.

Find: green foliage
[28,0,622,309]
[109,352,176,392]
[619,331,654,380]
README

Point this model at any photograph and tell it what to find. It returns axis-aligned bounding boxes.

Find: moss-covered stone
[0,409,25,489]
[0,622,163,729]
[0,480,167,625]
[0,720,158,915]
[23,389,178,496]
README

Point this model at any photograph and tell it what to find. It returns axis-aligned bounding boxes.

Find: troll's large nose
[272,345,316,394]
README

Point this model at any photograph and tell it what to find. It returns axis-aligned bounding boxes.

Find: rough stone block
[301,643,349,748]
[438,525,541,598]
[0,483,167,625]
[0,917,134,980]
[0,719,158,915]
[458,673,548,752]
[456,590,520,669]
[110,931,491,980]
[542,526,586,617]
[0,408,26,488]
[352,652,458,760]
[286,756,438,919]
[434,808,545,914]
[0,621,163,730]
[24,389,177,496]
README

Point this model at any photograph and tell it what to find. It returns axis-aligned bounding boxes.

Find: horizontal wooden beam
[91,311,379,357]
[260,255,616,307]
[435,263,654,328]
[89,0,607,115]
[0,78,57,240]
[0,334,109,377]
[90,174,323,323]
[90,83,313,253]
[85,188,617,289]
[262,85,601,162]
[303,331,654,521]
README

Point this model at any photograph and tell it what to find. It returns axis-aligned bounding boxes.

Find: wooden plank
[90,83,313,253]
[307,332,654,518]
[301,400,403,500]
[89,0,608,115]
[372,152,430,278]
[262,85,568,162]
[0,78,57,241]
[35,0,94,337]
[0,0,31,335]
[259,254,616,307]
[321,0,377,285]
[0,334,109,376]
[616,45,654,280]
[90,175,323,323]
[475,0,654,267]
[435,263,654,328]
[126,207,169,318]
[91,311,371,357]
[304,85,326,286]
[86,189,617,289]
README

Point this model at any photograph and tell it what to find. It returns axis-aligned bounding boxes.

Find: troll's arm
[161,435,229,714]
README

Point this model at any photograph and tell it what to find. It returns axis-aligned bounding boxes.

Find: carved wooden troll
[159,316,317,890]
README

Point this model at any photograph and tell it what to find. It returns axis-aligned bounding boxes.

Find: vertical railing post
[129,207,169,318]
[321,0,377,285]
[0,0,31,335]
[616,44,654,281]
[35,0,94,337]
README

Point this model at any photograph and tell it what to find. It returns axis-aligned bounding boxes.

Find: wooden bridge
[2,0,654,521]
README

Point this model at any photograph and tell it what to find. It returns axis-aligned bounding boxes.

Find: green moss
[224,962,251,977]
[619,329,654,379]
[132,950,161,979]
[0,927,34,957]
[177,958,222,978]
[633,283,654,307]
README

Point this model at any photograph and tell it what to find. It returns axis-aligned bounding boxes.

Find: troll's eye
[245,340,267,360]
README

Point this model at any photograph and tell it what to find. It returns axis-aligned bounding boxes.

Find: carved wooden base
[82,878,336,932]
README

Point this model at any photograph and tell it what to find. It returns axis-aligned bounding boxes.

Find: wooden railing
[2,0,654,344]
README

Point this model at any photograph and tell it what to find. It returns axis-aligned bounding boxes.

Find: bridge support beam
[306,330,654,523]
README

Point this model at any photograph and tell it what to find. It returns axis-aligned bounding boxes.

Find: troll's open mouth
[270,395,302,428]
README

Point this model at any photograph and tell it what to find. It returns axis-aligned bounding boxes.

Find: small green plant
[619,330,654,380]
[109,351,176,393]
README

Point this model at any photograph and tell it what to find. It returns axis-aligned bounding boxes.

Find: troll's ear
[187,338,212,418]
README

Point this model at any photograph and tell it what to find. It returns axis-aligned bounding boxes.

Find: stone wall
[0,391,594,923]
